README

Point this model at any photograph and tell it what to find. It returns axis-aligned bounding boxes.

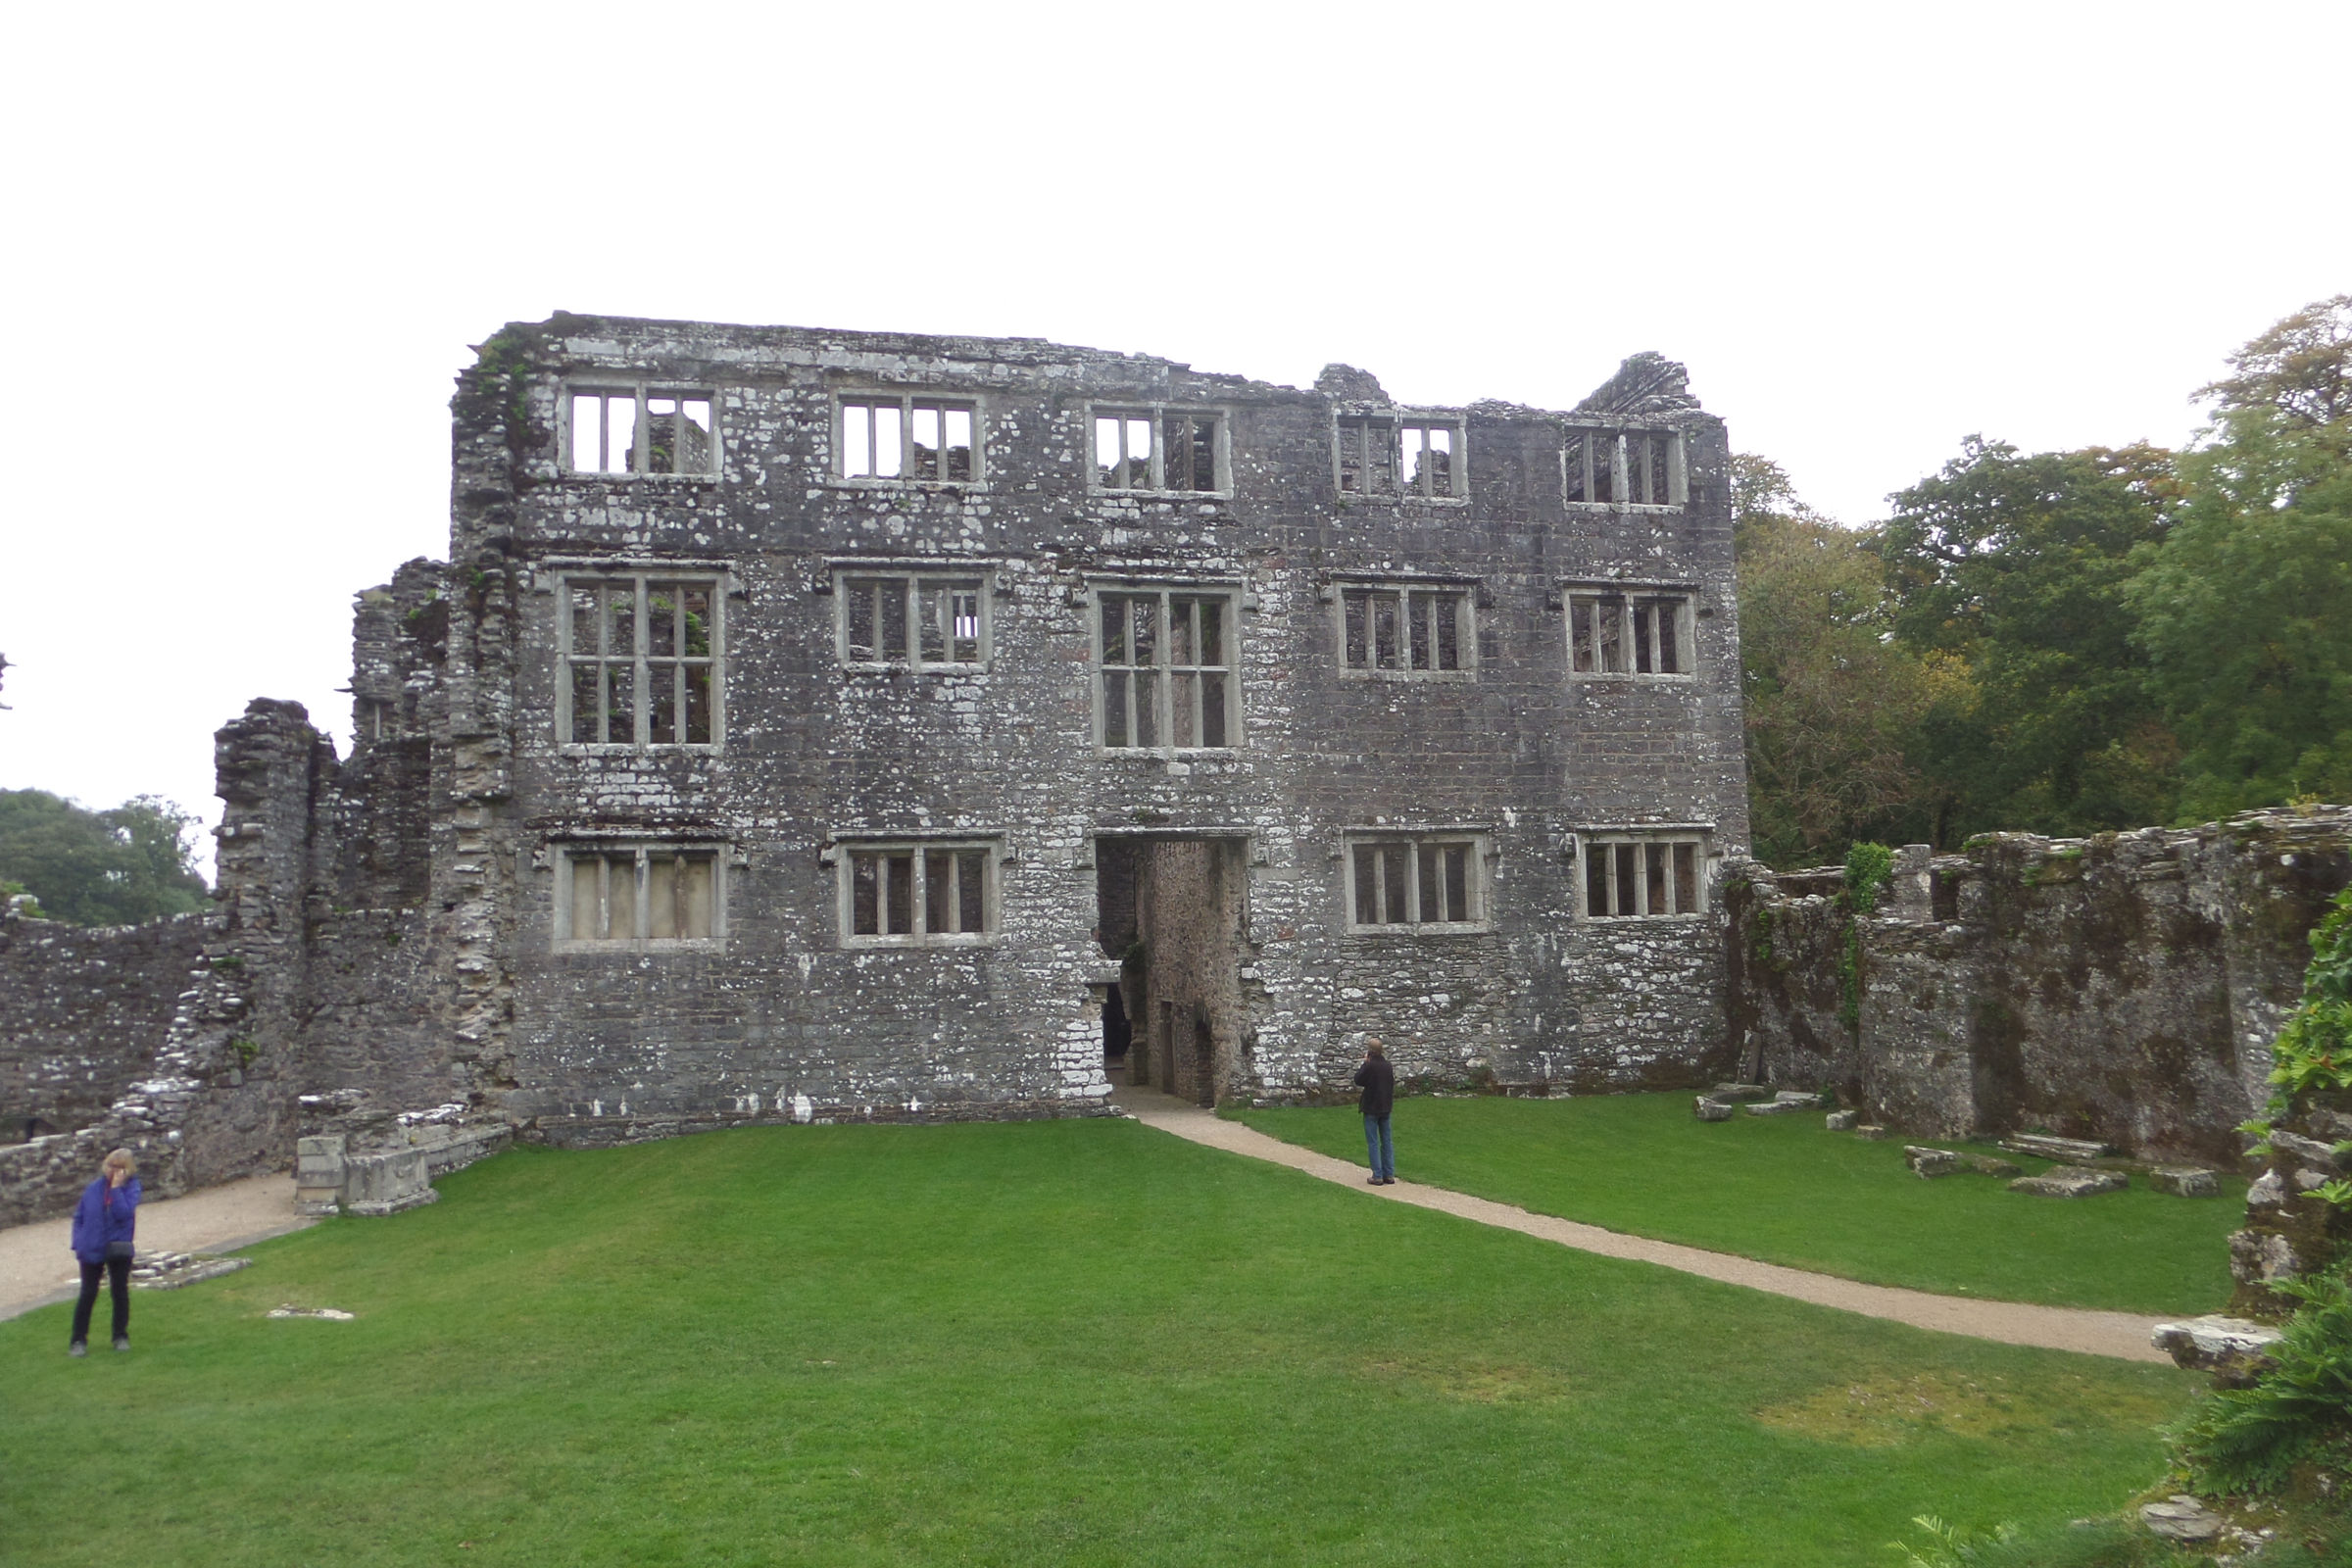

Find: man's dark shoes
[68,1341,87,1357]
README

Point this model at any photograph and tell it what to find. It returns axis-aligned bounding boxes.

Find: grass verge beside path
[3,1119,2191,1566]
[1235,1095,2244,1316]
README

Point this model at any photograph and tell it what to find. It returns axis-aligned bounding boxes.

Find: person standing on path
[68,1149,140,1356]
[1354,1039,1396,1185]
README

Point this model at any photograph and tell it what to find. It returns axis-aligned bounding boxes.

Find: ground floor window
[838,839,998,948]
[558,843,722,948]
[1582,834,1704,918]
[1346,834,1487,930]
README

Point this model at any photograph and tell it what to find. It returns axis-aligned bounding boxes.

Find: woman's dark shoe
[113,1337,129,1352]
[68,1341,87,1357]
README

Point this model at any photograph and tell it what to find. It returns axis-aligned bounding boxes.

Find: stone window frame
[826,562,997,673]
[1325,574,1481,682]
[1560,580,1697,681]
[1575,828,1710,920]
[1088,578,1246,756]
[1332,410,1469,504]
[554,568,729,752]
[1341,829,1495,935]
[1087,403,1234,499]
[561,382,721,480]
[827,834,1003,951]
[553,839,729,953]
[831,390,987,489]
[1562,424,1685,509]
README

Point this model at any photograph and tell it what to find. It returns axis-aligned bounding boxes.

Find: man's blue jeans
[1363,1114,1395,1181]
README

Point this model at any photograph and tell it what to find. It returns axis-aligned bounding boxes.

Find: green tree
[2130,296,2352,817]
[0,790,211,926]
[1733,456,1950,865]
[1875,437,2182,844]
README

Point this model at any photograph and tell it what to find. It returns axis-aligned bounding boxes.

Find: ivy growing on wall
[1837,842,1894,1033]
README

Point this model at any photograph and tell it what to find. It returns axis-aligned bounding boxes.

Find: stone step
[2001,1132,2113,1161]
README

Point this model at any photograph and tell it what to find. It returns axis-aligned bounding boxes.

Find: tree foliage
[1733,456,1949,864]
[0,790,211,927]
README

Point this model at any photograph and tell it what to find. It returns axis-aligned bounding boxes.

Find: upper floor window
[1337,416,1465,500]
[1339,584,1473,677]
[1564,426,1683,507]
[837,572,989,670]
[557,842,723,949]
[566,387,717,477]
[1582,834,1705,919]
[562,574,722,747]
[1097,588,1237,750]
[1565,588,1692,678]
[839,394,979,483]
[1347,833,1488,931]
[837,839,998,948]
[1093,408,1227,495]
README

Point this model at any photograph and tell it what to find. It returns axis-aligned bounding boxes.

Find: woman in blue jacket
[68,1149,140,1356]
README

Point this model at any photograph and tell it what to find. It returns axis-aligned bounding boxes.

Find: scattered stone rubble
[129,1250,251,1290]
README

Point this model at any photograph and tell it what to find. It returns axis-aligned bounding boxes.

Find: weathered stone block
[341,1148,436,1216]
[2001,1133,2113,1162]
[1853,1124,1888,1140]
[2151,1315,2282,1387]
[2149,1166,2221,1198]
[2229,1227,2301,1286]
[2139,1497,2223,1544]
[1693,1097,1736,1122]
[1904,1146,1959,1178]
[1745,1099,1811,1116]
[2008,1164,2127,1198]
[1825,1109,1857,1132]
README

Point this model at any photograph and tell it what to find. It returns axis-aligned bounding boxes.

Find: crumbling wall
[1727,809,2352,1161]
[0,910,210,1142]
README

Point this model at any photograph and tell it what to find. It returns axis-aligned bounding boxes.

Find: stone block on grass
[2001,1132,2113,1162]
[2149,1166,2221,1198]
[2008,1164,2127,1198]
[2151,1315,2282,1387]
[1745,1099,1812,1117]
[1903,1146,1959,1178]
[1825,1109,1857,1132]
[1693,1097,1737,1123]
[1853,1124,1888,1140]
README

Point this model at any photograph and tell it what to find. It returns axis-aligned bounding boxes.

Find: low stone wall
[1727,809,2352,1163]
[0,909,212,1142]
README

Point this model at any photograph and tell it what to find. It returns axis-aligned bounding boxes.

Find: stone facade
[1726,810,2352,1164]
[0,313,1751,1217]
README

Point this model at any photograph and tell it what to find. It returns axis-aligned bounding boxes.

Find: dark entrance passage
[1101,982,1131,1066]
[1093,832,1249,1107]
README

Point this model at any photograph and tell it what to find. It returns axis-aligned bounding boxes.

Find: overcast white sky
[2,1,2345,876]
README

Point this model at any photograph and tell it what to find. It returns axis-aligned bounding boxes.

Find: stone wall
[1727,810,2352,1163]
[0,910,210,1142]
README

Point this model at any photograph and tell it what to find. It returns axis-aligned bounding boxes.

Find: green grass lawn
[2,1118,2195,1566]
[1235,1095,2246,1315]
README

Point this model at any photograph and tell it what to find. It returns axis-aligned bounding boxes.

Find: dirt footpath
[1112,1085,2173,1364]
[0,1173,314,1323]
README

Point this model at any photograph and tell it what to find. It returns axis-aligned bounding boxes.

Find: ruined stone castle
[5,315,2348,1295]
[1,315,1754,1215]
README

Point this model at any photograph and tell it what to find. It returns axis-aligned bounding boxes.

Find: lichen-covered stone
[1904,1146,1959,1178]
[2149,1165,2220,1198]
[2008,1164,2128,1198]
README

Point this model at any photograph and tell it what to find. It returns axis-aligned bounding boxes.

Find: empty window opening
[568,388,716,476]
[841,841,996,946]
[1099,591,1234,750]
[841,396,977,482]
[840,574,986,668]
[1564,426,1681,507]
[1583,836,1703,918]
[1337,416,1464,498]
[562,845,719,946]
[1341,586,1469,675]
[1093,410,1223,493]
[1566,590,1691,677]
[1348,835,1484,930]
[564,575,720,747]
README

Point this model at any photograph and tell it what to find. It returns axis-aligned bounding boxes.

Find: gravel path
[0,1173,314,1323]
[1115,1087,2172,1364]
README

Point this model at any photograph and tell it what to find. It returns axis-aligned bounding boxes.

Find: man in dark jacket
[1353,1038,1396,1185]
